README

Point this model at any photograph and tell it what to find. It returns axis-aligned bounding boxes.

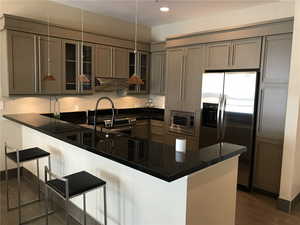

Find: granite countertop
[3,113,246,182]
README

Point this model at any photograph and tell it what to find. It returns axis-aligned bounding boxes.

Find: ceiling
[51,0,290,27]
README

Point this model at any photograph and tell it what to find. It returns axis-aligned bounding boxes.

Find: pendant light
[128,0,144,86]
[44,14,56,81]
[79,9,90,85]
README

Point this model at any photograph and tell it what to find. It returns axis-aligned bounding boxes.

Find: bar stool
[44,167,107,225]
[4,142,52,225]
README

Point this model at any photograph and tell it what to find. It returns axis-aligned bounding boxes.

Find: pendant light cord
[81,9,84,76]
[47,14,51,76]
[134,0,138,76]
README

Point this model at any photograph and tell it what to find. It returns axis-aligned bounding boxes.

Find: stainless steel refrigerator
[200,71,259,189]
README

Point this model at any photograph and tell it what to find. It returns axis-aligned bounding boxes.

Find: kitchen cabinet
[95,45,113,78]
[206,37,262,70]
[150,52,166,95]
[7,31,37,94]
[62,40,95,94]
[131,120,150,140]
[6,30,62,95]
[254,33,292,195]
[95,46,129,79]
[165,46,204,112]
[38,36,62,94]
[113,48,129,79]
[129,51,149,94]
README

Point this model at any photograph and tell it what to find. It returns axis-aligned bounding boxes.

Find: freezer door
[200,72,225,147]
[223,71,257,188]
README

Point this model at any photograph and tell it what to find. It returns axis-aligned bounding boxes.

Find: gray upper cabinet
[7,31,37,94]
[206,37,262,70]
[182,46,203,112]
[38,36,62,94]
[206,41,231,70]
[166,46,204,112]
[165,48,184,110]
[62,40,95,94]
[95,45,113,78]
[113,48,129,79]
[262,33,292,84]
[232,37,262,69]
[150,52,165,95]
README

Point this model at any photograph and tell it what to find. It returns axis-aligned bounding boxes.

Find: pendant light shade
[128,74,144,85]
[44,74,56,81]
[79,74,90,83]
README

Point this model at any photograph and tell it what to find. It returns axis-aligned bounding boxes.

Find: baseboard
[252,187,278,199]
[4,167,102,225]
[277,193,300,213]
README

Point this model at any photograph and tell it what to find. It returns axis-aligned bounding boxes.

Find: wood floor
[1,178,300,225]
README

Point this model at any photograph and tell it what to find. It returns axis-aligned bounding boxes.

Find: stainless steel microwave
[169,111,195,135]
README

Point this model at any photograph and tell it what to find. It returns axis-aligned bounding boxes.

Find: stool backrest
[44,166,70,199]
[4,142,21,163]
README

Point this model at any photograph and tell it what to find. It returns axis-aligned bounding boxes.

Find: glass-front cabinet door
[62,40,94,94]
[128,51,149,94]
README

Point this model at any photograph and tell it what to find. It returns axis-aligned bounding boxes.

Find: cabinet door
[262,34,292,84]
[113,48,129,79]
[7,31,37,94]
[95,45,113,78]
[139,52,149,93]
[257,85,288,139]
[80,43,95,94]
[151,52,165,95]
[206,41,231,70]
[38,36,62,94]
[62,40,79,94]
[232,37,262,69]
[182,46,203,112]
[165,49,184,110]
[254,137,283,194]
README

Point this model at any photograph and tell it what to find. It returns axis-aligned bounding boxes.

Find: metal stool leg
[65,199,69,225]
[5,144,9,211]
[17,158,21,225]
[36,159,41,201]
[103,185,107,225]
[83,193,87,225]
[45,186,49,225]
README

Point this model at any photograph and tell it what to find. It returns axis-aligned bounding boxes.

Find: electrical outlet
[75,105,79,111]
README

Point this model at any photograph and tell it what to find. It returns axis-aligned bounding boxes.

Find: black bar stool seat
[6,147,50,163]
[47,171,106,198]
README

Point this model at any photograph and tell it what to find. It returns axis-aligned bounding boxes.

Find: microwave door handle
[216,95,222,142]
[221,95,227,141]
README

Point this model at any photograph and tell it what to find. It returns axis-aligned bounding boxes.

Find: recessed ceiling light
[160,6,170,12]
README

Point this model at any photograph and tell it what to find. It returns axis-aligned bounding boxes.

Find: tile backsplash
[0,93,165,115]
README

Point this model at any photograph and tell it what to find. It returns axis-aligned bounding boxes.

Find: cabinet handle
[160,55,164,94]
[111,48,114,77]
[228,45,231,67]
[181,55,186,101]
[38,37,42,93]
[34,36,38,93]
[179,55,184,101]
[258,89,264,134]
[77,43,81,93]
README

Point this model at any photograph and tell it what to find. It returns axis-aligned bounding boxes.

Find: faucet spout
[93,97,115,131]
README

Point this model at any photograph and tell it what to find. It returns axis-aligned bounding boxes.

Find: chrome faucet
[94,97,115,131]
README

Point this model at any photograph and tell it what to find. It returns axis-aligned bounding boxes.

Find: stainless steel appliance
[169,111,195,135]
[200,71,259,189]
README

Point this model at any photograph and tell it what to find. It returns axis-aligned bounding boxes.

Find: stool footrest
[20,210,55,225]
[7,199,41,211]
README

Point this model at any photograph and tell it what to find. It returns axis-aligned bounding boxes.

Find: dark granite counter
[3,113,246,182]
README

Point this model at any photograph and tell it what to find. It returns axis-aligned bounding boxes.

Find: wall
[151,2,295,41]
[280,0,300,202]
[1,0,151,43]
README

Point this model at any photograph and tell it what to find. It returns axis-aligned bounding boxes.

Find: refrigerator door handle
[216,95,223,142]
[221,95,227,141]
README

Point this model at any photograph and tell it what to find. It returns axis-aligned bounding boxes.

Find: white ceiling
[51,0,291,27]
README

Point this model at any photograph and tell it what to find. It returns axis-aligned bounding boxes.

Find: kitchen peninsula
[3,113,245,225]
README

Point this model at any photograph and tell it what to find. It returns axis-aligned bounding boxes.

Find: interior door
[199,72,224,147]
[223,71,258,188]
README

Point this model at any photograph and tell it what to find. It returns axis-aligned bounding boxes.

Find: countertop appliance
[200,71,259,190]
[169,111,195,135]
